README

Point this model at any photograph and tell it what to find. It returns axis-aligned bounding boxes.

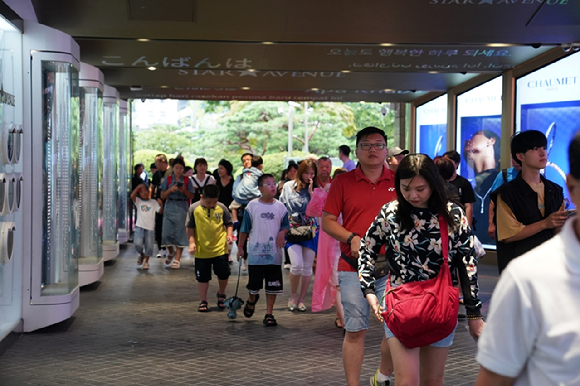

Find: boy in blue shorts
[186,184,234,312]
[237,174,290,326]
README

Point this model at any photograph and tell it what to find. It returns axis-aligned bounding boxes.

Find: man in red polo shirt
[323,127,397,386]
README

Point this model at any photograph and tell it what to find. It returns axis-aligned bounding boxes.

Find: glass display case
[78,63,104,286]
[38,59,80,296]
[102,85,119,260]
[117,100,128,244]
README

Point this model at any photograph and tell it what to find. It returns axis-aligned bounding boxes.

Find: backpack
[166,175,191,206]
[191,176,211,203]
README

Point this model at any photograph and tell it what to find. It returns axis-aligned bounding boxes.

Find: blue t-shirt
[490,167,518,193]
[240,199,289,265]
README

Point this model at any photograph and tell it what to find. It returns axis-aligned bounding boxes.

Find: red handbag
[381,215,459,349]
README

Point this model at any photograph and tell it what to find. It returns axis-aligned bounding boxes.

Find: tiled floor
[0,245,499,386]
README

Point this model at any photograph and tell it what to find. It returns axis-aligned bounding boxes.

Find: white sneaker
[156,249,167,258]
[283,263,291,270]
[241,259,248,271]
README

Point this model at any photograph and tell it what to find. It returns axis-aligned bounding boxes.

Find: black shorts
[246,265,283,295]
[195,255,230,282]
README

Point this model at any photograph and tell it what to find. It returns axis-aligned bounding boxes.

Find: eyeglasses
[358,143,387,151]
[262,182,277,187]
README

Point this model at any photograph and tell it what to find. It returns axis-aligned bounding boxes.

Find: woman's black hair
[218,159,233,176]
[172,157,185,168]
[395,154,456,232]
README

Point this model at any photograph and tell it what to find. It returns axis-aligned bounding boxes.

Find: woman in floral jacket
[358,154,485,386]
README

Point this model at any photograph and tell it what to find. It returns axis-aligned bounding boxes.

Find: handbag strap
[438,214,449,265]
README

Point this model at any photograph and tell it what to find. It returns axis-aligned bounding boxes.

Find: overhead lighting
[360,101,365,104]
[137,38,150,42]
[486,43,513,47]
[428,71,438,74]
[383,89,393,92]
[160,85,168,88]
[341,70,351,73]
[262,41,275,45]
[241,87,250,90]
[379,43,393,47]
[148,66,157,71]
[311,88,319,91]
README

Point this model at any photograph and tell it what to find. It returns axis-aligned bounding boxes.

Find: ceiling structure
[16,0,580,102]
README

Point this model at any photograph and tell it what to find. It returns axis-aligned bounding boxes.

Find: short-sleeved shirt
[240,199,289,265]
[151,169,166,199]
[323,165,396,272]
[343,159,356,172]
[216,177,234,208]
[490,166,518,193]
[160,175,196,211]
[448,175,476,206]
[476,218,580,385]
[496,182,545,241]
[134,197,161,231]
[185,201,233,258]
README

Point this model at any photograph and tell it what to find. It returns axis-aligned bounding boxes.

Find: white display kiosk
[117,100,129,244]
[78,63,105,286]
[102,85,119,261]
[20,21,80,332]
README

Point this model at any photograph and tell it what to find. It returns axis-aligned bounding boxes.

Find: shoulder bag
[380,215,459,349]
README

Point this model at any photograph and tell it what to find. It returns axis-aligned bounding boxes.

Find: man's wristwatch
[346,232,358,244]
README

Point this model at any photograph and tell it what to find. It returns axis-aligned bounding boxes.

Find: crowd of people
[129,126,580,386]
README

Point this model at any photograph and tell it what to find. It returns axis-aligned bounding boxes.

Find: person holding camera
[280,159,318,312]
[237,174,289,326]
[160,158,195,269]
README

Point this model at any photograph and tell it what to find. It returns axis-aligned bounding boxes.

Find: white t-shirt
[191,174,216,191]
[240,199,289,265]
[134,197,161,231]
[477,217,580,386]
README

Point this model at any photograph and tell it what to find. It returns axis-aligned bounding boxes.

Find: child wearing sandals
[186,184,234,312]
[131,183,163,270]
[237,174,289,326]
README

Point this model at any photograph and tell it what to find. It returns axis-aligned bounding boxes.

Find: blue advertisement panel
[456,76,502,248]
[516,52,580,210]
[415,95,447,157]
[419,124,446,159]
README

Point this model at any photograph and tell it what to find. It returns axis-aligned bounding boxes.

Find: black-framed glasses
[358,143,387,151]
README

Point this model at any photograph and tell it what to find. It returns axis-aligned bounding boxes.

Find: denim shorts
[338,271,387,333]
[134,227,155,257]
[379,289,458,347]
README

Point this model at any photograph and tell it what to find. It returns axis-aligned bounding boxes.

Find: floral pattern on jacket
[358,200,481,314]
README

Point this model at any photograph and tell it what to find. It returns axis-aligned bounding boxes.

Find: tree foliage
[132,101,397,171]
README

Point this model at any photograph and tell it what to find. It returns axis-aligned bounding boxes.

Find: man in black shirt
[444,150,476,227]
[150,154,169,258]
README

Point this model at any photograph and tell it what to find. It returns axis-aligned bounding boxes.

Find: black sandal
[198,301,209,312]
[217,293,226,310]
[243,294,260,318]
[263,314,277,327]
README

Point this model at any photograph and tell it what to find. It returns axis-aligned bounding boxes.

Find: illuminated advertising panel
[456,76,502,248]
[516,52,580,210]
[415,95,447,158]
